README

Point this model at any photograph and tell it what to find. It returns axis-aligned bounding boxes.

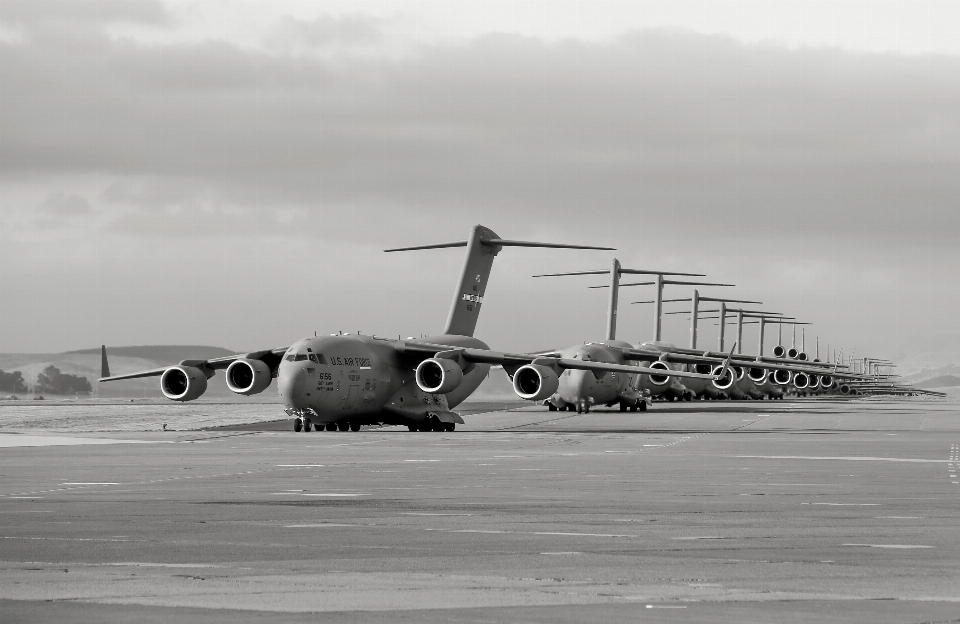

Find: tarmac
[2,398,959,623]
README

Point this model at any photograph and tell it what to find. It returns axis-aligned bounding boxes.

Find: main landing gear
[407,416,455,432]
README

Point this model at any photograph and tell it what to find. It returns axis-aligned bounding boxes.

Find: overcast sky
[1,0,958,363]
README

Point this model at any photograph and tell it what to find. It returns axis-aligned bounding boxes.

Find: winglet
[716,343,736,381]
[100,345,111,379]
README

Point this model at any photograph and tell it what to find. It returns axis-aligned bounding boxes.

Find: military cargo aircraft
[100,225,725,431]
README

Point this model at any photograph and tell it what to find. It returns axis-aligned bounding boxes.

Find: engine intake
[712,365,734,390]
[820,375,834,389]
[513,364,560,401]
[793,372,809,390]
[161,366,208,402]
[416,358,463,394]
[226,358,273,396]
[647,361,671,386]
[772,369,791,385]
[807,374,820,389]
[748,367,767,384]
[798,352,808,361]
[773,345,786,358]
[787,347,799,359]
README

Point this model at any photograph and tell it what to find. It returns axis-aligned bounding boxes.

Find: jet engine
[748,367,767,384]
[787,347,799,359]
[512,364,560,401]
[793,372,809,390]
[416,358,463,394]
[712,365,735,390]
[226,358,273,396]
[798,352,808,361]
[772,369,791,385]
[647,361,671,386]
[161,366,208,402]
[773,345,786,358]
[807,374,820,389]
[820,375,834,389]
[839,383,851,394]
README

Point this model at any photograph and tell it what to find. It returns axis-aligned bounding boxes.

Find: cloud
[36,191,95,217]
[0,0,173,29]
[1,25,957,251]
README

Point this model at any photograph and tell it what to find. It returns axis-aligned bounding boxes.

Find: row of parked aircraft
[99,225,935,432]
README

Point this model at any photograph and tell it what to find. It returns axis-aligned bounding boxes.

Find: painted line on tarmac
[737,455,953,463]
[843,543,932,549]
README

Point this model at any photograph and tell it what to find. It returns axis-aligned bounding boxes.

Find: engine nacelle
[787,347,799,359]
[161,366,208,402]
[807,374,820,389]
[839,383,851,394]
[772,369,791,385]
[748,367,767,384]
[773,345,786,358]
[820,375,834,389]
[798,352,808,361]
[712,365,734,390]
[793,372,809,390]
[513,364,560,401]
[647,361,671,386]
[416,358,463,394]
[226,358,273,396]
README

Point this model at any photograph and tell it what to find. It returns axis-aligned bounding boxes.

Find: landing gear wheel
[408,425,417,432]
[637,401,647,412]
[576,403,583,414]
[350,423,361,432]
[326,423,337,431]
[303,419,312,432]
[444,423,455,432]
[548,403,558,412]
[619,401,627,412]
[337,422,349,432]
[293,418,302,432]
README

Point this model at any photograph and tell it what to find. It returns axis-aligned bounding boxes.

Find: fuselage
[547,340,641,410]
[277,333,490,427]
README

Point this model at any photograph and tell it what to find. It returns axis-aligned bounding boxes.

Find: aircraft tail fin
[100,345,111,379]
[386,225,613,337]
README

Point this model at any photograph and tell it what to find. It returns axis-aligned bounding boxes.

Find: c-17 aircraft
[99,225,726,432]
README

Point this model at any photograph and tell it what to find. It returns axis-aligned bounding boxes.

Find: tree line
[0,366,91,395]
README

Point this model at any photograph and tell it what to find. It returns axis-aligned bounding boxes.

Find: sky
[1,0,959,365]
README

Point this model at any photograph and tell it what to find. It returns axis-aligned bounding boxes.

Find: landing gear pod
[647,361,671,386]
[416,358,463,394]
[772,369,791,385]
[748,367,768,384]
[226,358,273,396]
[773,345,786,358]
[161,366,208,402]
[513,364,560,401]
[712,365,735,390]
[793,372,809,390]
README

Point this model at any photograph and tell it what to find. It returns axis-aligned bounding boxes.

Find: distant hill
[916,375,960,388]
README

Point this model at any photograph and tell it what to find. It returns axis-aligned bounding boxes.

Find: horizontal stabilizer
[534,268,698,278]
[488,239,614,250]
[384,241,468,252]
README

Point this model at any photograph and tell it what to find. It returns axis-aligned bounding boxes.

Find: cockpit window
[308,354,318,363]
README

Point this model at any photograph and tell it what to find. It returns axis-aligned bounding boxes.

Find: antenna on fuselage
[386,225,613,337]
[532,263,703,341]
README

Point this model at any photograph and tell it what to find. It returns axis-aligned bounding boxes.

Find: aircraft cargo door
[342,384,359,411]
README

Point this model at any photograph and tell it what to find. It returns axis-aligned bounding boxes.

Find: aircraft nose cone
[278,365,307,407]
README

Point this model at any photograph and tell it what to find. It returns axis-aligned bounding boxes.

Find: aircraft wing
[98,347,289,382]
[395,341,719,380]
[618,348,868,380]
